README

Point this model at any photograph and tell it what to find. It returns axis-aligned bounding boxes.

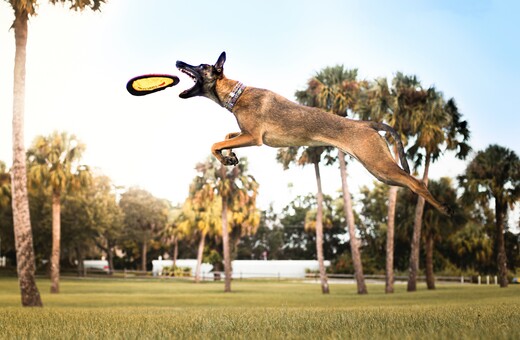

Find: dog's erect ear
[215,51,226,73]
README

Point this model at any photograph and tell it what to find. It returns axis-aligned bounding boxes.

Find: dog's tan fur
[176,52,451,215]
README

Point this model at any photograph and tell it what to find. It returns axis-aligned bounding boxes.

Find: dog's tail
[370,122,410,174]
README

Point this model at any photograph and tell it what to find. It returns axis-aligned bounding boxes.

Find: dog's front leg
[222,132,241,161]
[211,132,260,166]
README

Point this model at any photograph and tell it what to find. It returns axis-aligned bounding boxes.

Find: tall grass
[0,278,519,339]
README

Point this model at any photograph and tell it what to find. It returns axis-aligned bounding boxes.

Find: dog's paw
[442,204,454,217]
[222,152,239,166]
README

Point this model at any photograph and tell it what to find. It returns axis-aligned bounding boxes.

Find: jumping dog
[176,52,451,216]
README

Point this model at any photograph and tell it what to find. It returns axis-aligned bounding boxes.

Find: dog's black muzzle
[176,61,202,98]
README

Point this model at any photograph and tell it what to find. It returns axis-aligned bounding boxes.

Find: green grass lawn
[0,277,519,339]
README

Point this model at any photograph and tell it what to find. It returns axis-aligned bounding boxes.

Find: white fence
[76,258,511,285]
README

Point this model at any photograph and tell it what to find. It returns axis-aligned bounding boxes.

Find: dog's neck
[215,78,246,111]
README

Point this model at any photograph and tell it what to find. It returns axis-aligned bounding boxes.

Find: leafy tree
[447,220,493,274]
[278,195,317,260]
[359,181,416,274]
[27,179,52,267]
[0,162,14,261]
[459,145,519,287]
[27,131,91,293]
[0,162,10,209]
[6,0,105,308]
[236,208,285,260]
[119,188,169,272]
[86,176,124,273]
[277,194,348,262]
[358,182,390,273]
[60,189,97,275]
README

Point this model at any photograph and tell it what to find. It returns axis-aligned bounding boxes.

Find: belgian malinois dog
[176,52,451,215]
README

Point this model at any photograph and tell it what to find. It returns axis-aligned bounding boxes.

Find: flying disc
[126,74,180,96]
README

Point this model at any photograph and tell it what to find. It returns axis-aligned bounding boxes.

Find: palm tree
[181,158,222,283]
[303,65,368,294]
[278,146,331,294]
[217,158,260,292]
[89,175,124,274]
[459,145,520,287]
[406,91,471,292]
[194,184,221,284]
[27,131,91,293]
[178,195,220,283]
[227,163,261,247]
[7,0,105,307]
[359,73,424,293]
[165,206,185,268]
[8,0,42,307]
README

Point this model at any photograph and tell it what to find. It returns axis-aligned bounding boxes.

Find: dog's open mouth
[176,61,199,98]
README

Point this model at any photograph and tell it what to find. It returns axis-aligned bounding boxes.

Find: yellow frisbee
[126,74,180,96]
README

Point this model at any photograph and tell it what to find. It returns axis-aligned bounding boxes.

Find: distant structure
[83,259,110,273]
[152,259,330,279]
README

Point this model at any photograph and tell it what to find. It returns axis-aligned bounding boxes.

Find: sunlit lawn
[0,277,519,339]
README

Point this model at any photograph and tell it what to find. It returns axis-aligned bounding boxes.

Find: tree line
[0,130,518,295]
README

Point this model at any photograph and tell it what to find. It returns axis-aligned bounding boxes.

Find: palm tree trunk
[338,152,366,294]
[76,246,84,277]
[385,146,399,294]
[313,160,329,294]
[173,236,178,267]
[195,231,206,283]
[10,9,43,307]
[50,191,61,293]
[386,186,398,293]
[220,165,232,292]
[425,233,436,289]
[221,193,232,292]
[407,153,431,292]
[141,233,147,272]
[495,200,508,288]
[107,240,115,275]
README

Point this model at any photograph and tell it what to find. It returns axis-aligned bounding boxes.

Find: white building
[152,259,329,279]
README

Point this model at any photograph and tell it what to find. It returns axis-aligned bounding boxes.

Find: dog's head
[176,52,226,99]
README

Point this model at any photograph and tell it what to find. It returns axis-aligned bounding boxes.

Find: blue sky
[1,0,518,215]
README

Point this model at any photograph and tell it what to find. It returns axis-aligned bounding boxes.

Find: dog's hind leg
[358,153,452,216]
[336,129,451,216]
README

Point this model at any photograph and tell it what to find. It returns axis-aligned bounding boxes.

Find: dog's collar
[223,82,246,111]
